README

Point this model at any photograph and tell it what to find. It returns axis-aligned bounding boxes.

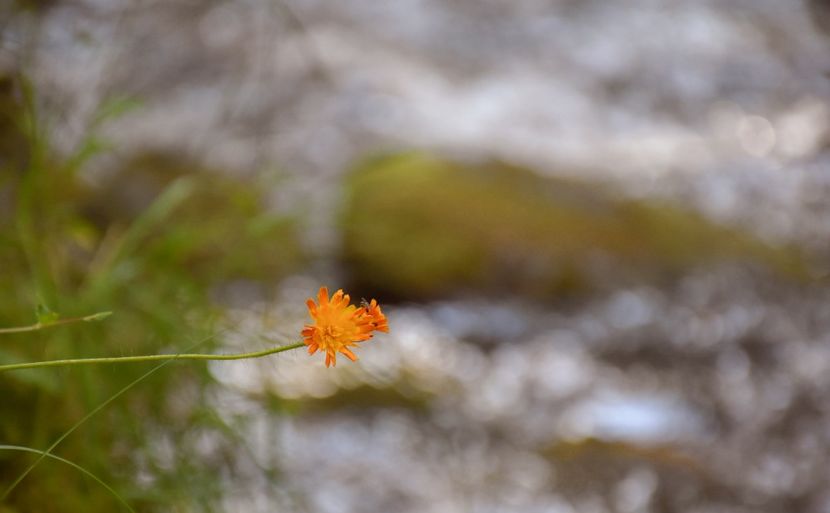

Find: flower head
[301,287,389,367]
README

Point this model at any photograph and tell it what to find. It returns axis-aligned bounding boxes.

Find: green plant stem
[2,328,228,501]
[0,342,305,372]
[0,445,136,513]
[0,312,113,334]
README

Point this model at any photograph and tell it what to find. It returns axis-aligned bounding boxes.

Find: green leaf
[35,304,59,325]
[93,96,143,126]
[83,311,113,322]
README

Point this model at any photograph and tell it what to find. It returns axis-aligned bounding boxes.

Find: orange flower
[301,287,389,367]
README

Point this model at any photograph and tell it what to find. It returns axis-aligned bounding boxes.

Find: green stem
[0,312,112,334]
[2,329,228,500]
[0,445,136,513]
[0,342,305,372]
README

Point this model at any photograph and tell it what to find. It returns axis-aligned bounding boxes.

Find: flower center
[322,324,344,342]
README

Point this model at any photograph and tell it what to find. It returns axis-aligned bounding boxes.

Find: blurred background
[2,0,830,512]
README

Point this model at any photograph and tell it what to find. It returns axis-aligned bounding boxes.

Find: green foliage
[0,74,303,512]
[342,152,808,299]
[34,304,58,325]
[85,152,303,285]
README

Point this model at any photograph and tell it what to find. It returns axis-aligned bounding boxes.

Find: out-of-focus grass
[0,75,302,512]
[342,152,808,300]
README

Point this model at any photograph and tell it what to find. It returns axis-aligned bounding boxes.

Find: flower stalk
[0,342,305,373]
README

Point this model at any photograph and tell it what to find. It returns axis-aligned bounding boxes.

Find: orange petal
[318,287,329,307]
[340,348,358,361]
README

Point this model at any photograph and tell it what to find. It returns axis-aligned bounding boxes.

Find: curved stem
[0,342,305,372]
[0,445,136,513]
[2,329,229,500]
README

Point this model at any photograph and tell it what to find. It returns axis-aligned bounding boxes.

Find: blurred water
[206,267,830,512]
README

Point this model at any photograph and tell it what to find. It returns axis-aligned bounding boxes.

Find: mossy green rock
[342,153,806,299]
